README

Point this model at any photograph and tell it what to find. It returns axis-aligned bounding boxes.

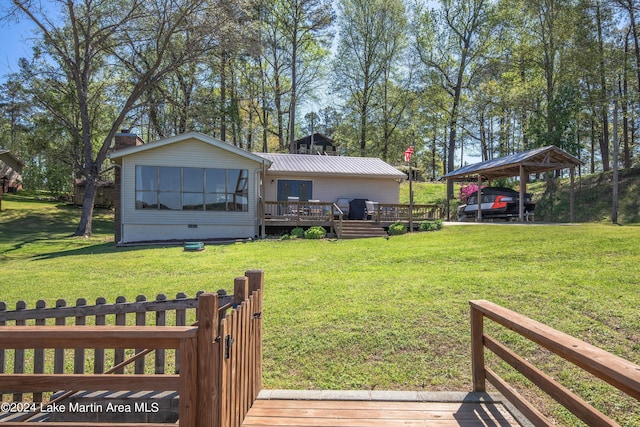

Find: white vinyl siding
[264,174,400,204]
[120,138,263,243]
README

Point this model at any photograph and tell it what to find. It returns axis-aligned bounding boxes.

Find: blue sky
[0,17,37,77]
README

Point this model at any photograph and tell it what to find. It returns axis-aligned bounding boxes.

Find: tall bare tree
[415,0,492,198]
[334,0,407,156]
[7,0,241,236]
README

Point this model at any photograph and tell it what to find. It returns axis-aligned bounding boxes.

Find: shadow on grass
[1,201,119,260]
[31,242,148,260]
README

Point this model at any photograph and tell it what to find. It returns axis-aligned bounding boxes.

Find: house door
[277,180,313,201]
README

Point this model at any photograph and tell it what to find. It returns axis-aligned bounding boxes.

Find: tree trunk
[75,174,97,237]
[596,1,610,171]
[360,103,368,157]
[447,70,463,199]
[289,17,299,154]
[220,52,227,141]
[623,29,631,169]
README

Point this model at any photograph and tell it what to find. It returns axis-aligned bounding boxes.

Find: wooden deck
[242,398,522,427]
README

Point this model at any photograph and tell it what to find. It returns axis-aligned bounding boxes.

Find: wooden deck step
[339,221,387,239]
[242,399,522,427]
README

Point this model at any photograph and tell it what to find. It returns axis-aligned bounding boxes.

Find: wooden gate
[0,269,264,427]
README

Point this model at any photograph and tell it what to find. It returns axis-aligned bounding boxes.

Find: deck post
[470,304,486,392]
[197,293,219,427]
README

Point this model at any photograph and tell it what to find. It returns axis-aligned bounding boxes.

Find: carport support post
[476,174,482,222]
[446,178,451,220]
[519,165,526,222]
[570,167,575,223]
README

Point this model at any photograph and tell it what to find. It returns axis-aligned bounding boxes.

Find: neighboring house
[73,179,116,209]
[294,133,337,155]
[0,150,24,193]
[108,131,405,244]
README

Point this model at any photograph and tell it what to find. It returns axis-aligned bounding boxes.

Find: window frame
[135,165,249,212]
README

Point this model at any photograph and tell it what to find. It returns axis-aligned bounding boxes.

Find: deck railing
[369,203,444,223]
[0,270,264,427]
[470,300,640,427]
[264,200,335,223]
[263,200,443,235]
[263,201,343,236]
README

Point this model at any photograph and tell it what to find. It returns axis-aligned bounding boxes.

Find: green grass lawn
[1,194,639,425]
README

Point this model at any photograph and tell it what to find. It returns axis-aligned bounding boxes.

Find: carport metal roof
[441,146,582,181]
[442,146,582,222]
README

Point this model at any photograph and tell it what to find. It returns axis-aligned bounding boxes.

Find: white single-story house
[108,131,406,244]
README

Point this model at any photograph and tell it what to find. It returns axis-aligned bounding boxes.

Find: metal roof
[441,146,582,181]
[255,153,406,179]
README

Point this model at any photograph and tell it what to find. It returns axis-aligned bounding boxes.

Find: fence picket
[114,296,126,373]
[230,309,239,427]
[176,292,187,375]
[94,297,106,374]
[53,299,66,374]
[74,298,87,374]
[0,301,4,402]
[219,317,229,427]
[155,294,167,374]
[13,301,26,402]
[135,295,147,374]
[33,299,46,403]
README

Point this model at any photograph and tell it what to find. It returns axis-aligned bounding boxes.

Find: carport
[442,146,583,222]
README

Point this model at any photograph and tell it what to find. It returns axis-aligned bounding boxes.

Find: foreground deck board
[242,399,521,427]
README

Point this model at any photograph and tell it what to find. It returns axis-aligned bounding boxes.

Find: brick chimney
[113,130,144,245]
[113,129,145,150]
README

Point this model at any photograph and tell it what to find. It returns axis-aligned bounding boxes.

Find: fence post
[197,293,219,427]
[246,270,264,397]
[470,303,485,392]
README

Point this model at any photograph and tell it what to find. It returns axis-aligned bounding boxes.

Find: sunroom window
[135,166,248,212]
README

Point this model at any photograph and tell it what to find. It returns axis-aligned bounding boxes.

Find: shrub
[419,220,443,232]
[459,183,482,203]
[290,227,305,238]
[387,222,407,236]
[304,226,326,239]
[280,234,291,240]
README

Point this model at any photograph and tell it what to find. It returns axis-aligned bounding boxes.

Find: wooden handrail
[0,326,197,349]
[0,374,180,392]
[470,299,640,427]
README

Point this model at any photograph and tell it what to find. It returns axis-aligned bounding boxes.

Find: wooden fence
[0,269,264,427]
[470,299,640,427]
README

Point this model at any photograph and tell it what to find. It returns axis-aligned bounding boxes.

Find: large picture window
[135,166,249,212]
